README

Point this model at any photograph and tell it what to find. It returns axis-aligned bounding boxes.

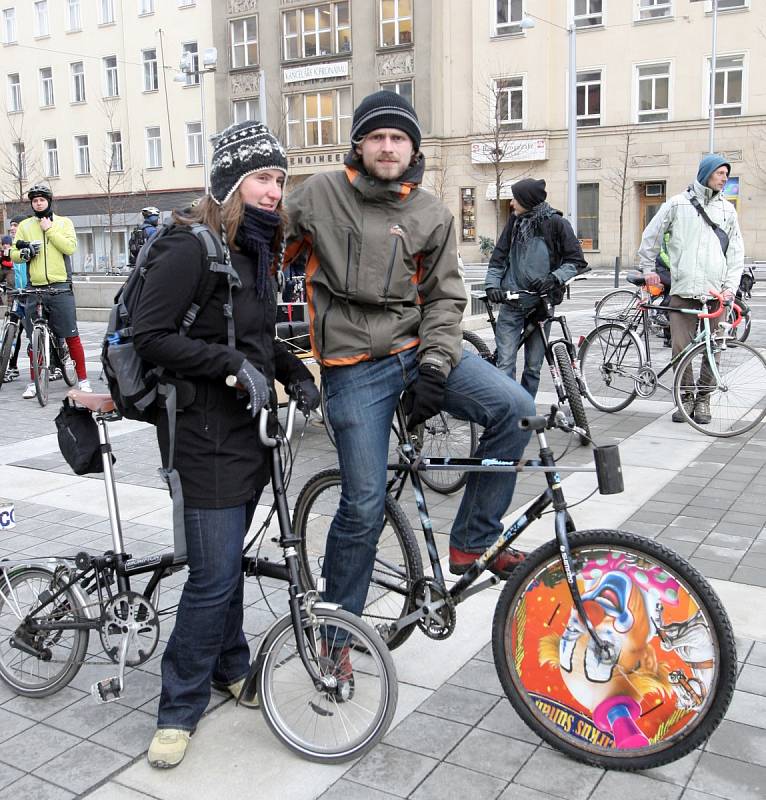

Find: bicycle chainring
[635,366,658,398]
[413,577,456,640]
[100,591,160,666]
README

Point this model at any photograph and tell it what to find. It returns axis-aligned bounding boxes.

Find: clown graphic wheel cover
[491,530,737,770]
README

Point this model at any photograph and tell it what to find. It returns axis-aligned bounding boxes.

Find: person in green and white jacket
[637,154,744,425]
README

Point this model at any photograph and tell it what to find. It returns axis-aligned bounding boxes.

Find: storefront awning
[485,182,514,201]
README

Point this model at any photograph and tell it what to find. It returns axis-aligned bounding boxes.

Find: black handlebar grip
[519,415,548,431]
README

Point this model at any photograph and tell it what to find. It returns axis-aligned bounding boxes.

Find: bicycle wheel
[32,325,49,407]
[0,567,89,697]
[492,530,737,771]
[551,342,591,446]
[57,342,78,387]
[461,329,494,363]
[673,337,766,437]
[730,300,752,343]
[0,320,16,390]
[258,606,397,763]
[578,324,643,413]
[594,289,639,326]
[294,468,423,650]
[417,411,479,494]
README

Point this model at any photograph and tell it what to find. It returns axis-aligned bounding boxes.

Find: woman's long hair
[171,191,287,270]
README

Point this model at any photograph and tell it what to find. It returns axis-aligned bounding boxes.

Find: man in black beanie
[285,91,535,617]
[485,178,587,397]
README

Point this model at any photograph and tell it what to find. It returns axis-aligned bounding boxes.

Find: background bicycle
[0,287,24,387]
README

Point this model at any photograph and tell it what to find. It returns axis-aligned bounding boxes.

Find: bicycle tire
[461,329,494,363]
[57,342,78,387]
[0,320,16,390]
[551,342,591,446]
[32,325,49,407]
[578,323,643,413]
[594,289,639,327]
[672,337,766,437]
[294,468,423,650]
[418,411,479,494]
[492,529,737,771]
[0,567,89,697]
[730,301,752,343]
[257,606,397,763]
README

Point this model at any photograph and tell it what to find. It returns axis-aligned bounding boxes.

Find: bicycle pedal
[91,677,122,704]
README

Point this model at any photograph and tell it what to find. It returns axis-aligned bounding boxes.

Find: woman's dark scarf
[234,204,281,298]
[513,201,556,249]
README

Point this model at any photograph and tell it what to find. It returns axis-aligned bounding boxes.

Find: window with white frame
[231,16,258,68]
[178,0,195,6]
[709,54,744,117]
[34,1,49,36]
[103,55,119,97]
[44,138,59,177]
[142,49,158,91]
[380,0,412,46]
[146,126,162,168]
[233,98,259,124]
[99,0,115,24]
[577,70,601,126]
[7,73,21,112]
[285,86,352,148]
[40,67,54,107]
[109,130,123,171]
[186,122,203,165]
[636,0,672,21]
[637,62,670,122]
[283,2,350,60]
[13,141,26,179]
[493,76,524,129]
[493,0,522,37]
[70,61,85,102]
[2,7,16,43]
[380,79,413,106]
[182,42,199,85]
[706,0,747,9]
[139,0,155,15]
[575,0,603,27]
[74,134,90,174]
[67,0,81,31]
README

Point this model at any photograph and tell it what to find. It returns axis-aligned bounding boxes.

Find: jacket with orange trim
[285,152,466,377]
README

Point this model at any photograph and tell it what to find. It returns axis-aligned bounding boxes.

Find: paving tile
[589,771,682,800]
[46,693,133,738]
[1,686,85,722]
[447,728,535,781]
[32,740,132,796]
[655,538,698,558]
[478,698,541,744]
[706,720,766,768]
[0,723,80,772]
[725,689,766,730]
[0,775,74,800]
[319,780,402,800]
[344,744,437,796]
[702,531,754,550]
[680,790,729,800]
[417,683,498,726]
[693,544,745,563]
[499,785,560,800]
[641,747,702,786]
[0,763,23,793]
[747,642,766,667]
[447,659,505,697]
[0,707,35,744]
[383,711,470,760]
[687,752,766,800]
[410,762,506,800]
[687,557,735,581]
[89,708,157,758]
[734,664,766,697]
[730,566,766,588]
[79,784,160,800]
[513,747,603,800]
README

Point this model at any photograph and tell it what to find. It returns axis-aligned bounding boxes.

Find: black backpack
[127,227,146,265]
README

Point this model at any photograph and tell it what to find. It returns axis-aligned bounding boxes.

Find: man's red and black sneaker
[449,546,525,579]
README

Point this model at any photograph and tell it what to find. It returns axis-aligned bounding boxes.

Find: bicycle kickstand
[91,633,129,704]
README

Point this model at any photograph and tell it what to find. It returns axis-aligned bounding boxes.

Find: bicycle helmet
[142,206,160,218]
[27,184,53,201]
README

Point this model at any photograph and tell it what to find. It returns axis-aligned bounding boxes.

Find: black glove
[14,240,30,251]
[18,248,32,262]
[403,365,447,431]
[528,274,559,295]
[288,378,320,415]
[486,287,506,304]
[30,242,42,256]
[236,359,270,418]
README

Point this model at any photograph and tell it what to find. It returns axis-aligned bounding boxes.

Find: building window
[708,0,748,9]
[460,188,476,242]
[109,131,123,171]
[139,0,155,14]
[636,0,672,21]
[146,126,162,168]
[493,76,524,130]
[577,183,599,250]
[186,122,203,165]
[7,73,21,112]
[283,2,350,60]
[103,55,119,97]
[285,87,352,148]
[636,62,670,123]
[380,0,412,47]
[493,0,522,37]
[2,8,16,43]
[709,54,744,117]
[74,134,90,174]
[34,1,49,36]
[100,0,115,24]
[575,0,603,27]
[576,70,601,127]
[13,141,26,180]
[142,49,158,91]
[39,67,54,107]
[233,98,259,124]
[178,0,195,6]
[67,0,81,31]
[231,16,258,68]
[380,79,413,106]
[182,42,199,85]
[44,138,59,177]
[70,61,85,102]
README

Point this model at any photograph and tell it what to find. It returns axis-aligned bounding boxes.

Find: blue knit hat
[697,154,730,187]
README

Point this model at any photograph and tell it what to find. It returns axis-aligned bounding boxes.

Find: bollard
[614,256,621,288]
[0,498,15,531]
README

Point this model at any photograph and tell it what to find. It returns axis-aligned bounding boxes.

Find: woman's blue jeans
[322,347,534,617]
[495,304,551,399]
[157,499,258,731]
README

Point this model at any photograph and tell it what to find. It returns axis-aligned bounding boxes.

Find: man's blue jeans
[157,500,258,731]
[495,304,551,399]
[322,347,534,617]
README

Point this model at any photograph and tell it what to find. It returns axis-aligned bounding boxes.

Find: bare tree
[424,155,450,201]
[0,113,40,202]
[604,127,635,267]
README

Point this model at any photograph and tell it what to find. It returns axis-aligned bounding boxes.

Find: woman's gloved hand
[236,360,270,418]
[288,378,320,414]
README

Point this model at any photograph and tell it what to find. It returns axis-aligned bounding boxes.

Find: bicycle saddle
[625,270,648,286]
[67,389,115,414]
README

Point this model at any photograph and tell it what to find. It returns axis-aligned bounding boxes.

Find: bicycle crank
[100,591,160,667]
[413,577,456,640]
[635,366,659,398]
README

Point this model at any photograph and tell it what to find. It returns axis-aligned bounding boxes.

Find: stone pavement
[0,270,764,799]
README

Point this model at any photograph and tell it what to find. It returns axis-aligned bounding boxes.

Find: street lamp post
[708,0,719,152]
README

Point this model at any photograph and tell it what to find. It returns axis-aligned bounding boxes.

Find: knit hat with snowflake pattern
[209,121,288,205]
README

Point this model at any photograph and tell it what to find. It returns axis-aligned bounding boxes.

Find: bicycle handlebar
[697,289,742,326]
[225,374,298,446]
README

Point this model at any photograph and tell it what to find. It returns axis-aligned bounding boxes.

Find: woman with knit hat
[132,121,320,768]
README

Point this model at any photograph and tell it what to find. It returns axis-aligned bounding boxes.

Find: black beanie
[350,91,421,151]
[209,121,288,205]
[512,179,547,210]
